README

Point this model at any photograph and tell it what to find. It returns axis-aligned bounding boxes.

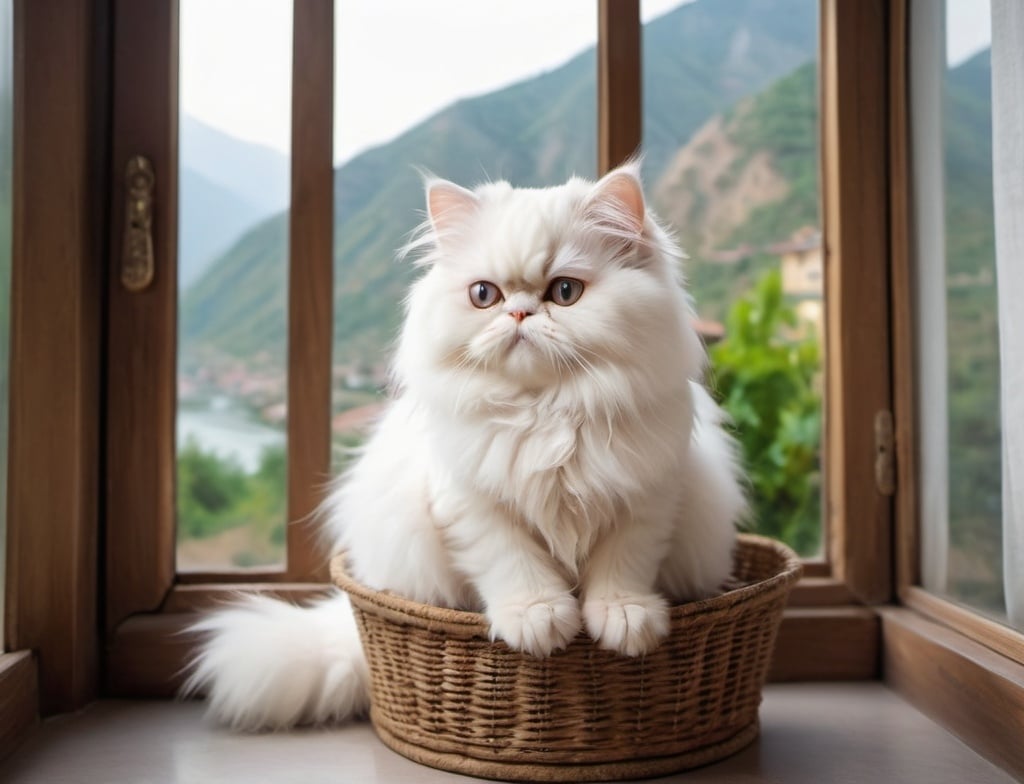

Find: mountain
[642,0,818,178]
[182,0,819,366]
[179,167,274,288]
[649,61,819,320]
[943,49,994,279]
[651,61,817,252]
[180,115,290,214]
[179,117,289,288]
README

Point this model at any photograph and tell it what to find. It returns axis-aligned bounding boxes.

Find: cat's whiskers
[534,322,588,382]
[533,329,570,377]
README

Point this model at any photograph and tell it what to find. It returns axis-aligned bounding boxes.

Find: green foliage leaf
[710,270,822,556]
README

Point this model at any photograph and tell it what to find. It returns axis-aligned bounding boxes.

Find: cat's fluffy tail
[182,591,370,730]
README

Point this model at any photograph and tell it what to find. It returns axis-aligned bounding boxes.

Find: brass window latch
[875,409,896,497]
[121,155,155,292]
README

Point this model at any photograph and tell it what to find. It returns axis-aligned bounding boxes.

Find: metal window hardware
[121,155,155,292]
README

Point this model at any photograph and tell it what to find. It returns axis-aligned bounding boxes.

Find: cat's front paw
[583,593,670,657]
[488,593,581,657]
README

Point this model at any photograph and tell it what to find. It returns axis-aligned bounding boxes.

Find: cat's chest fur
[431,398,660,570]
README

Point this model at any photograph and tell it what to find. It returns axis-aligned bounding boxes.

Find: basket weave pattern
[332,534,801,781]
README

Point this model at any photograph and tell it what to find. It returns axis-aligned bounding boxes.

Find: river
[176,405,285,474]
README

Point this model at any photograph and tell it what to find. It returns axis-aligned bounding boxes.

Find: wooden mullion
[105,0,178,629]
[286,0,334,581]
[597,0,641,175]
[820,0,893,605]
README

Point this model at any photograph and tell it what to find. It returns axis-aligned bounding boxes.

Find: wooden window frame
[1,0,109,758]
[883,0,1024,776]
[103,0,336,693]
[105,0,334,614]
[888,0,1024,668]
[16,4,1024,779]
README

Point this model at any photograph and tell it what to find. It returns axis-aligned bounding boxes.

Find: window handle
[121,155,155,292]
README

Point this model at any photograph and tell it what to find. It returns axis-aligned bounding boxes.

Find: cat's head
[395,162,703,402]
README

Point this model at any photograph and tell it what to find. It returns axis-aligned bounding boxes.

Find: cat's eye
[546,277,585,306]
[469,281,503,308]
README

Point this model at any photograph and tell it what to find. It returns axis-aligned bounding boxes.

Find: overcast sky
[180,0,994,165]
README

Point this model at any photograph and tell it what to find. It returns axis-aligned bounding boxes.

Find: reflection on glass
[176,0,292,571]
[643,0,823,556]
[0,0,12,648]
[330,1,596,467]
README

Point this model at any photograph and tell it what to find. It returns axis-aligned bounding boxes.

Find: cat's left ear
[426,179,480,239]
[583,161,646,249]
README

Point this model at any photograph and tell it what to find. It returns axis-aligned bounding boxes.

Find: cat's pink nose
[510,310,530,323]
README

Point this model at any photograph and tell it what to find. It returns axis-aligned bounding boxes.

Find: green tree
[177,440,288,565]
[709,270,822,555]
[176,438,249,539]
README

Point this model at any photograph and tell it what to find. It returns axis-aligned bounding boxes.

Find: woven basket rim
[331,533,802,639]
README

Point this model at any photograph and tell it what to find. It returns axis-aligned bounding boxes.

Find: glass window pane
[913,0,1005,623]
[643,0,823,556]
[176,0,292,571]
[330,1,596,466]
[0,0,12,648]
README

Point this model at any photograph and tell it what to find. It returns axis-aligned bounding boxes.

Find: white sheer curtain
[911,0,950,597]
[991,0,1024,628]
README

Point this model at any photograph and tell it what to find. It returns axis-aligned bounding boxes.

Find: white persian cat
[184,162,746,730]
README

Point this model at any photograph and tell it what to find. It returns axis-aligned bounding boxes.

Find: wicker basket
[331,534,801,782]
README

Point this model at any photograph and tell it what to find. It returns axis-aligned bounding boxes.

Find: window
[4,5,1022,779]
[903,0,1024,647]
[910,0,1008,625]
[3,2,1024,779]
[0,0,893,724]
[878,6,1024,767]
[176,0,294,572]
[98,0,889,678]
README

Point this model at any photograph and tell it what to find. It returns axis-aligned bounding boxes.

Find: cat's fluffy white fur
[183,162,746,730]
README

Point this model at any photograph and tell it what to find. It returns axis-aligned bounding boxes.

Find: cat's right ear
[426,180,480,240]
